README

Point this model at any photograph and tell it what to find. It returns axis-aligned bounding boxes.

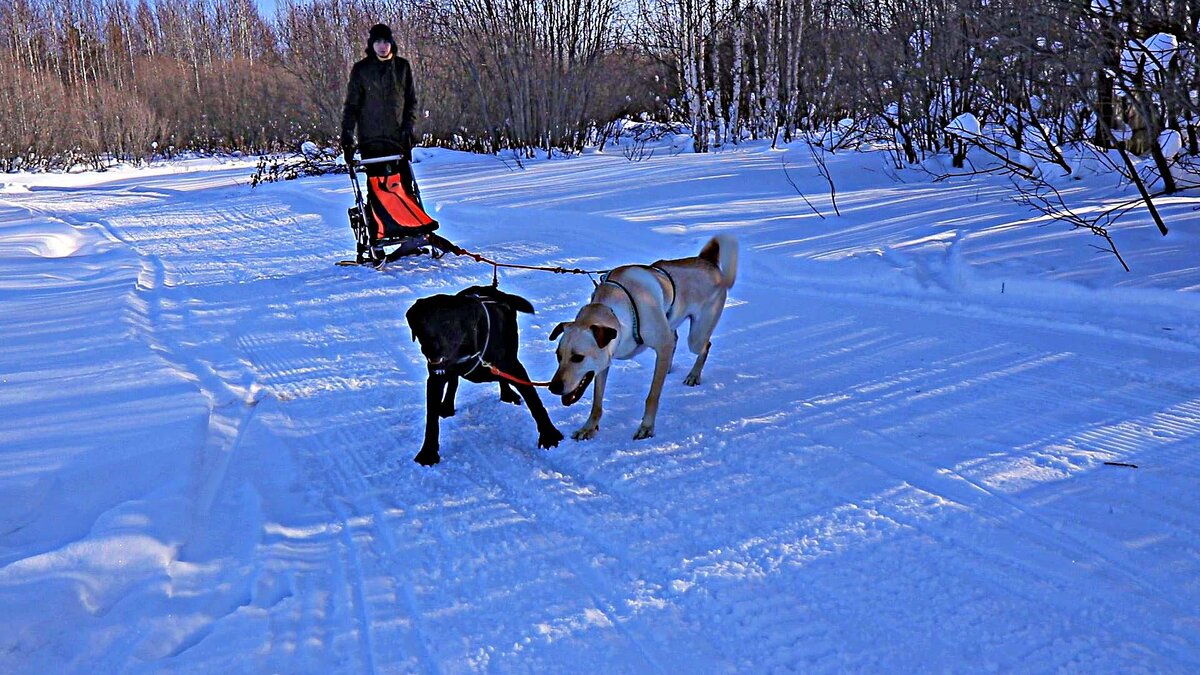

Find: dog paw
[438,406,456,418]
[683,374,701,386]
[633,424,655,440]
[572,426,599,441]
[413,448,441,466]
[539,427,564,449]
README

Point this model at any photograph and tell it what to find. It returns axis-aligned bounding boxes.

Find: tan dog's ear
[590,325,618,349]
[549,321,570,341]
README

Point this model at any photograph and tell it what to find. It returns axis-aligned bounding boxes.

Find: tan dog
[548,235,738,440]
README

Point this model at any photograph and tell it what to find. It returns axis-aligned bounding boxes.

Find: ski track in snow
[1,147,1199,673]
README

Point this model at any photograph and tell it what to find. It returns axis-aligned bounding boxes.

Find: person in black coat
[341,23,419,193]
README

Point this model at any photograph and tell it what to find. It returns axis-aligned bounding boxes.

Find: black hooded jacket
[340,54,418,158]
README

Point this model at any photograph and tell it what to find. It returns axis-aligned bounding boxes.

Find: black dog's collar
[431,351,481,376]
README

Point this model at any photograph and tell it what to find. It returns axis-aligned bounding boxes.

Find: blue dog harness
[597,265,676,346]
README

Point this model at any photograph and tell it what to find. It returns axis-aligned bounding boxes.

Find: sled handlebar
[354,154,407,166]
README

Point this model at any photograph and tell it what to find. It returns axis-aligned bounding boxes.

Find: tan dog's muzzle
[552,371,594,406]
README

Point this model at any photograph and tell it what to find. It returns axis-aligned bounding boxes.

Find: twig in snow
[622,138,655,162]
[1010,177,1131,272]
[781,157,826,220]
[1114,141,1168,236]
[249,153,347,187]
[807,140,842,217]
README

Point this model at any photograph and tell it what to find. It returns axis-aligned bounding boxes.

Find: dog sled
[338,154,459,267]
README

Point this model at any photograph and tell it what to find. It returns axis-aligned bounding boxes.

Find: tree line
[2,0,1197,178]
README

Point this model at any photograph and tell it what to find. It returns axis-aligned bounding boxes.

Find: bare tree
[2,0,1197,170]
[432,0,623,154]
[639,0,721,151]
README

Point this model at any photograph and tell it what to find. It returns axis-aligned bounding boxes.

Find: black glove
[342,143,356,166]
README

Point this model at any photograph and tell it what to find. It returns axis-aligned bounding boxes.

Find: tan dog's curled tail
[698,234,739,289]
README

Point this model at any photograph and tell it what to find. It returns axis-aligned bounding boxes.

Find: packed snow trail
[1,147,1198,673]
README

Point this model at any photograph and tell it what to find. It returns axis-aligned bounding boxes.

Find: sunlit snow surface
[2,144,1198,672]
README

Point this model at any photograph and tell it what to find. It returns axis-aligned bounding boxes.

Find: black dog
[405,285,563,466]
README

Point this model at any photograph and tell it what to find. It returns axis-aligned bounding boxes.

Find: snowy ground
[1,142,1198,673]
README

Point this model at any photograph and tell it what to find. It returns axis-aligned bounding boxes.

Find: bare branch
[780,156,826,220]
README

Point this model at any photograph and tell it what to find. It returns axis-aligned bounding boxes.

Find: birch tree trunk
[727,0,744,144]
[762,0,782,145]
[707,0,725,148]
[686,8,708,153]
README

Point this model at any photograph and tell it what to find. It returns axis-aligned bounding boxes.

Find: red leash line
[484,362,551,388]
[452,247,606,277]
[429,242,586,388]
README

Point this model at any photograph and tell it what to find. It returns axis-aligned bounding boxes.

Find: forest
[2,0,1197,191]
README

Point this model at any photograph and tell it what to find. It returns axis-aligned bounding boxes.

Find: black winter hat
[367,23,395,48]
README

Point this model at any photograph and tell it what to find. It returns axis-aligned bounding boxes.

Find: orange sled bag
[366,173,438,241]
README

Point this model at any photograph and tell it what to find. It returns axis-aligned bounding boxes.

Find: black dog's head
[405,285,534,370]
[405,295,477,369]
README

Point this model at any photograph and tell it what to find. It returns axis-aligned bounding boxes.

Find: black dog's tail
[460,285,535,313]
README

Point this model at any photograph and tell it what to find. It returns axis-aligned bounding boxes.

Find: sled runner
[338,154,455,267]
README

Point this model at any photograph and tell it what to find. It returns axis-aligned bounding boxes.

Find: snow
[946,112,982,138]
[1121,32,1179,75]
[2,141,1199,672]
[1160,129,1184,158]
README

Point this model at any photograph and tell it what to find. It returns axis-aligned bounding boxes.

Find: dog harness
[428,297,551,387]
[597,274,643,345]
[648,265,677,315]
[430,298,493,376]
[597,265,676,346]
